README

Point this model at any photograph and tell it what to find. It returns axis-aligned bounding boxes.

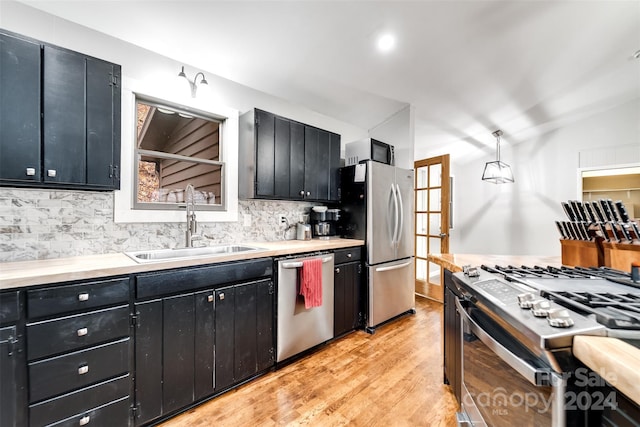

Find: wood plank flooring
[160,296,458,426]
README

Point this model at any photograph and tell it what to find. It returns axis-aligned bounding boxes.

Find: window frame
[132,95,226,212]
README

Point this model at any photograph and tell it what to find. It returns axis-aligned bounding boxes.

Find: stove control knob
[547,308,575,328]
[517,293,536,309]
[531,300,551,317]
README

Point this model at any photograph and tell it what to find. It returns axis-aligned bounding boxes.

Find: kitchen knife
[569,200,585,222]
[560,221,574,239]
[576,201,590,223]
[591,201,606,223]
[579,222,592,241]
[555,221,567,239]
[618,223,633,242]
[630,222,640,241]
[571,222,585,240]
[598,223,610,241]
[609,221,622,243]
[600,200,614,221]
[614,200,630,223]
[583,202,597,223]
[606,199,620,221]
[565,221,578,239]
[561,202,577,221]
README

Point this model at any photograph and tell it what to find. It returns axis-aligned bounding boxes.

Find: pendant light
[482,129,514,184]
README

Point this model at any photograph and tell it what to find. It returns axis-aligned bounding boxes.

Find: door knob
[439,233,447,238]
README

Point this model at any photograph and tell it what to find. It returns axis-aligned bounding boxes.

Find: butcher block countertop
[426,252,562,272]
[428,252,640,407]
[573,336,640,406]
[0,238,363,290]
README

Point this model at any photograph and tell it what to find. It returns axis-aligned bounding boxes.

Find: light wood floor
[160,296,458,426]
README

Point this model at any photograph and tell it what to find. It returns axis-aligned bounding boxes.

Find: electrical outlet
[279,215,287,226]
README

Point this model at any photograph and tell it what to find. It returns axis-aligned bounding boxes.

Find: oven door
[455,298,566,427]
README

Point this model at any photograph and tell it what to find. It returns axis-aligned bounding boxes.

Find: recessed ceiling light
[377,33,396,52]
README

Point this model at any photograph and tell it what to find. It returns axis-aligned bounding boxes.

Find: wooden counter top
[573,336,640,406]
[427,253,562,272]
[0,238,364,289]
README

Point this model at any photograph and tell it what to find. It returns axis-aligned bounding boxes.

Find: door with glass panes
[414,155,450,302]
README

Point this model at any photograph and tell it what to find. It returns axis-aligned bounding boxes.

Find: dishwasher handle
[280,256,333,269]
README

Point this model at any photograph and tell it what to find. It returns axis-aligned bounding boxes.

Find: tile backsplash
[0,188,317,262]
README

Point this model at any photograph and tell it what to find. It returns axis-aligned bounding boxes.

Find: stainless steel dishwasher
[276,253,334,362]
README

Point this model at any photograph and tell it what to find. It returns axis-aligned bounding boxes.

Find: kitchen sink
[125,245,267,263]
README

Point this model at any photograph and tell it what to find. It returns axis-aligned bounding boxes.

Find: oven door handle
[455,298,552,387]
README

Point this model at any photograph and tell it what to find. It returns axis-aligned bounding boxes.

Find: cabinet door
[255,110,276,197]
[334,262,362,337]
[256,280,274,372]
[0,32,41,183]
[328,132,341,202]
[194,290,215,401]
[304,127,340,201]
[43,46,86,185]
[273,116,291,198]
[234,282,258,382]
[162,294,195,414]
[134,300,162,426]
[0,325,27,427]
[86,57,119,188]
[214,286,235,391]
[289,121,305,199]
[303,126,321,200]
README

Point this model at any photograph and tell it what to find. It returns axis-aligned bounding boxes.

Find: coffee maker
[310,207,340,239]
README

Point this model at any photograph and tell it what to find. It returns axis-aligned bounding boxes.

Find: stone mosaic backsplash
[0,188,317,262]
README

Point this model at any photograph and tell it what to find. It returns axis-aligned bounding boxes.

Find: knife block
[602,241,640,271]
[560,238,604,268]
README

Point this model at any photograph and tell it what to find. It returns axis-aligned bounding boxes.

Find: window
[134,96,225,211]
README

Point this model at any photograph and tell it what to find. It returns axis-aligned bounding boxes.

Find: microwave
[345,138,395,166]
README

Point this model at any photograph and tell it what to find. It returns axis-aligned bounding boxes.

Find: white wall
[369,105,415,169]
[421,99,640,256]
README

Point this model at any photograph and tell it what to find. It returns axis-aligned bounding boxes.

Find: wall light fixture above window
[177,66,210,98]
[482,129,514,184]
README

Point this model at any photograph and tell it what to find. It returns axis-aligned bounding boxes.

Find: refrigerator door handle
[395,183,404,248]
[375,261,413,272]
[390,183,399,246]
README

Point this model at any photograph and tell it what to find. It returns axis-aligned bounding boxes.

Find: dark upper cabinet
[0,30,121,190]
[0,32,41,183]
[239,108,341,202]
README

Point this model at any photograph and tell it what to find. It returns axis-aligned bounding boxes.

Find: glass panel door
[414,155,450,302]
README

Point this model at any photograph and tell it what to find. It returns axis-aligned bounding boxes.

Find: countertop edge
[0,238,364,290]
[427,253,562,273]
[573,335,640,407]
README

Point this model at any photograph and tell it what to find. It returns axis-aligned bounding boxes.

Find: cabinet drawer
[29,374,129,427]
[27,277,129,319]
[46,396,129,427]
[27,305,130,361]
[334,247,362,264]
[0,291,20,324]
[29,338,129,402]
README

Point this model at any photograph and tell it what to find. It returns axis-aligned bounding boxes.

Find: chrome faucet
[185,184,202,247]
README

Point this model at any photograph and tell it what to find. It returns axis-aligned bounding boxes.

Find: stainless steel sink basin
[125,245,266,263]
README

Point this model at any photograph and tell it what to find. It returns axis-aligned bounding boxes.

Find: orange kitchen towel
[299,258,323,309]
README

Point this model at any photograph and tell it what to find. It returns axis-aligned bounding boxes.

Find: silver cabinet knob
[47,169,57,177]
[207,295,214,303]
[77,327,88,337]
[306,192,310,196]
[299,190,305,196]
[26,168,36,176]
[335,268,340,274]
[346,253,352,258]
[78,293,89,302]
[79,415,91,426]
[78,365,89,375]
[219,293,225,300]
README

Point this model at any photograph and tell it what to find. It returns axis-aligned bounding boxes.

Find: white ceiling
[20,0,640,151]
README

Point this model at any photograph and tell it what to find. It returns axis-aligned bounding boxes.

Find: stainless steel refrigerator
[339,161,415,332]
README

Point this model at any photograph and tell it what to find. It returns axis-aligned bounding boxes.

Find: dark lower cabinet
[0,325,27,427]
[443,269,461,404]
[133,274,274,426]
[333,247,363,337]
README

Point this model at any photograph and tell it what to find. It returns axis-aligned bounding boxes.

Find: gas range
[452,264,640,371]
